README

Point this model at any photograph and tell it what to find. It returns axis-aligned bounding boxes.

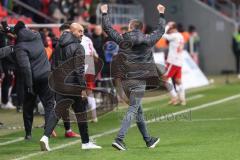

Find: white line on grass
[12,93,240,160]
[0,137,24,146]
[2,95,204,147]
[187,118,240,122]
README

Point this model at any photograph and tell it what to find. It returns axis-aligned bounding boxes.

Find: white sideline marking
[0,137,24,146]
[143,94,205,111]
[12,94,240,160]
[187,118,239,122]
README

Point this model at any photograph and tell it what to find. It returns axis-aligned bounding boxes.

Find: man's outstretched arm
[145,4,166,46]
[101,4,123,44]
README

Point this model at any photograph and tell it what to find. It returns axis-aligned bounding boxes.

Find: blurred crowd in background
[1,1,240,133]
[0,0,202,112]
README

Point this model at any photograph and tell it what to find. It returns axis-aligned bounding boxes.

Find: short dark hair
[177,23,184,32]
[188,25,196,33]
[59,22,71,32]
[129,19,143,30]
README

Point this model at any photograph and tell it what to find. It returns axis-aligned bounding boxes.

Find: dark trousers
[23,77,54,135]
[1,72,13,104]
[235,54,240,74]
[44,94,89,144]
[63,110,71,131]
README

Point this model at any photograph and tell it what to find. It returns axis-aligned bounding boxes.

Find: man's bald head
[70,23,84,40]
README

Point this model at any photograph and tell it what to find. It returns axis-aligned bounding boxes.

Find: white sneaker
[168,97,179,105]
[1,102,16,110]
[238,74,240,79]
[180,100,187,106]
[92,118,98,123]
[82,142,102,150]
[40,136,51,151]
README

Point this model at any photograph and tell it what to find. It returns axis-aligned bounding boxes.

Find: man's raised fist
[157,4,165,14]
[101,4,108,14]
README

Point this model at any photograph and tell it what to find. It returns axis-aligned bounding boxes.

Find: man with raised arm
[100,4,166,150]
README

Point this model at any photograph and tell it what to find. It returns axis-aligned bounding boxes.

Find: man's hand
[101,4,108,14]
[157,4,165,14]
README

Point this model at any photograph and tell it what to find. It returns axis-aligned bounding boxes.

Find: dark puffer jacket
[14,28,51,89]
[102,13,166,81]
[53,31,85,85]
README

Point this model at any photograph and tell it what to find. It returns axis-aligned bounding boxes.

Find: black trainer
[25,134,32,140]
[146,137,160,148]
[112,138,127,151]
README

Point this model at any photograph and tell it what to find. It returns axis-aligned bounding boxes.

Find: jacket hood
[59,32,80,47]
[17,28,39,42]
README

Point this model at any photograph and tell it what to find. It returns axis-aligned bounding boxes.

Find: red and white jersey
[163,32,184,67]
[81,35,96,56]
[81,35,96,75]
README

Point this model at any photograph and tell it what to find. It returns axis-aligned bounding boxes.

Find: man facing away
[100,4,166,150]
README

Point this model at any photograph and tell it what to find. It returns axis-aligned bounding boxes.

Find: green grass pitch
[0,76,240,160]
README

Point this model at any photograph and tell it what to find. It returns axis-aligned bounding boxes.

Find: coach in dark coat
[40,23,101,151]
[13,21,54,140]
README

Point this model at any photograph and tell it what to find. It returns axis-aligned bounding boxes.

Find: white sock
[176,84,185,101]
[167,79,177,98]
[170,89,177,98]
[87,96,97,119]
[87,96,97,110]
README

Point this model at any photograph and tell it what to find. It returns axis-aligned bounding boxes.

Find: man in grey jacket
[101,4,166,150]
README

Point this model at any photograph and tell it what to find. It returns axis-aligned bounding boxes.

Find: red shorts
[165,64,182,80]
[85,74,96,89]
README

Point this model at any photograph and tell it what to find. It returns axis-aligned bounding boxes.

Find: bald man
[40,23,102,151]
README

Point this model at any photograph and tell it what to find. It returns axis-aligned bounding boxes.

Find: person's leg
[43,97,72,137]
[62,108,80,138]
[166,78,177,99]
[1,72,12,105]
[237,54,240,74]
[86,74,98,122]
[72,97,89,144]
[71,96,101,149]
[163,64,178,104]
[16,71,24,111]
[23,93,36,137]
[63,112,71,131]
[176,79,186,104]
[136,105,151,142]
[41,96,73,151]
[116,80,146,141]
[175,67,186,105]
[87,90,98,122]
[36,78,55,126]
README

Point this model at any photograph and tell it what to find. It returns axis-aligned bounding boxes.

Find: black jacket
[52,32,85,86]
[91,33,105,62]
[102,13,165,82]
[14,28,50,88]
